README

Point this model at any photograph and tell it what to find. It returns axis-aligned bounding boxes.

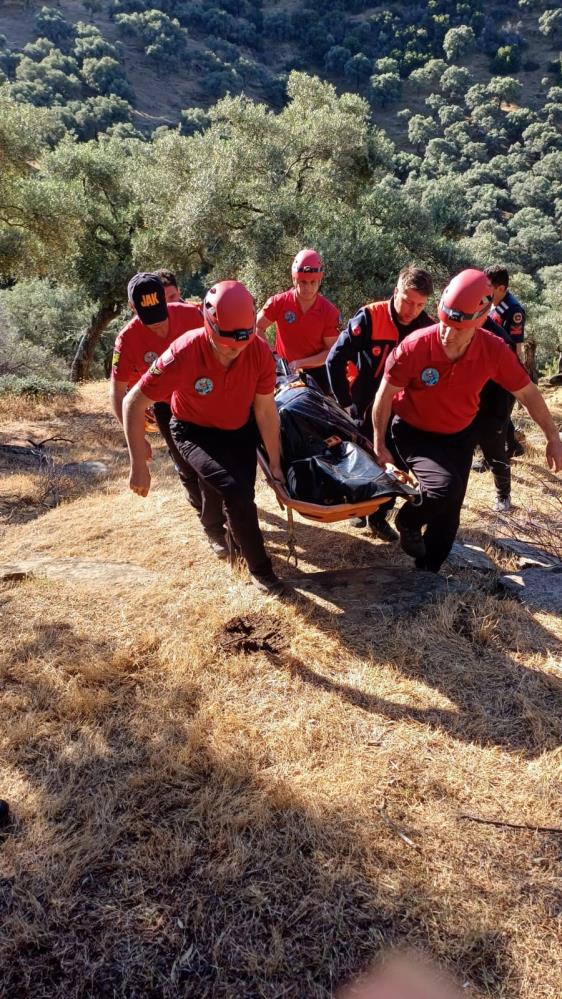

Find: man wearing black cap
[110,272,226,551]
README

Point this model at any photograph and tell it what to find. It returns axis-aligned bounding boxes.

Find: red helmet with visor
[203,280,256,347]
[291,248,324,282]
[438,269,494,330]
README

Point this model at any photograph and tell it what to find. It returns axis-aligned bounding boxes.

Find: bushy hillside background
[0,0,561,385]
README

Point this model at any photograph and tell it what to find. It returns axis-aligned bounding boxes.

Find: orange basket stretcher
[258,368,421,564]
[258,450,419,524]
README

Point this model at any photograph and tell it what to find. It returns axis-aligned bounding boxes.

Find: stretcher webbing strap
[286,507,299,569]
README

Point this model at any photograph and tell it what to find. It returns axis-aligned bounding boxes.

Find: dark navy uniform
[327,299,433,431]
[473,318,518,502]
[490,289,526,457]
[490,290,525,347]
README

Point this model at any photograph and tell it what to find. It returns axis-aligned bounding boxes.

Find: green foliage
[0,278,94,365]
[344,53,372,88]
[35,7,74,51]
[538,9,562,45]
[370,72,402,108]
[409,59,447,90]
[408,114,439,151]
[0,374,75,397]
[490,45,523,75]
[443,25,475,62]
[81,56,132,99]
[440,65,473,100]
[115,10,189,71]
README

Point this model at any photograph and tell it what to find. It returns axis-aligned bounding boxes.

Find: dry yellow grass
[0,383,561,998]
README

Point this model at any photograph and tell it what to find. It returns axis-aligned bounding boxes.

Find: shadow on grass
[1,618,517,997]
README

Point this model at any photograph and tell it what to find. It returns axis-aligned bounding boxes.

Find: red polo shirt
[261,288,341,362]
[384,325,530,434]
[138,329,276,430]
[111,302,202,387]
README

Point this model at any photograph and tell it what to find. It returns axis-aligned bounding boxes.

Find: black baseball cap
[127,272,168,325]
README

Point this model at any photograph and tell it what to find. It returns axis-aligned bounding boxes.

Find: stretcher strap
[286,507,299,569]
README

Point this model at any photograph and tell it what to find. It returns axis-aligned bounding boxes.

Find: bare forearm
[109,380,127,425]
[373,390,393,449]
[292,348,330,369]
[123,390,151,465]
[516,384,560,442]
[256,410,281,468]
[256,313,273,344]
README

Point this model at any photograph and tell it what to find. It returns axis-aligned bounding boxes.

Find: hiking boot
[471,456,489,473]
[250,570,286,596]
[396,522,426,560]
[493,496,511,513]
[367,515,398,543]
[510,440,525,458]
[208,537,229,560]
[349,516,367,528]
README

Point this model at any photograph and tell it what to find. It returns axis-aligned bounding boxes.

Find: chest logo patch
[372,346,382,357]
[195,377,214,395]
[421,367,440,386]
[284,310,297,324]
[144,351,159,365]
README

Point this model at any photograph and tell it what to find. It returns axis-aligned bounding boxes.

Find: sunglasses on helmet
[439,298,492,323]
[295,265,322,274]
[204,308,254,342]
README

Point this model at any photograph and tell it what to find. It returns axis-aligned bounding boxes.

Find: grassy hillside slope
[1,384,561,996]
[0,0,559,138]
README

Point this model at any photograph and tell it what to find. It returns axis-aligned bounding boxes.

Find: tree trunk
[70,301,121,382]
[523,338,538,384]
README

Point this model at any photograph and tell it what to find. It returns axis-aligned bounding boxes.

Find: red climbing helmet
[438,269,494,329]
[291,248,324,282]
[203,280,256,347]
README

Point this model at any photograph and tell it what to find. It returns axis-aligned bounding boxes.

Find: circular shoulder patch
[194,377,214,395]
[421,367,440,386]
[284,310,296,324]
[144,351,159,365]
[351,324,362,337]
[512,312,523,324]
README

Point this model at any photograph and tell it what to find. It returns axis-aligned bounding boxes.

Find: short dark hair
[484,266,509,288]
[397,265,433,297]
[156,268,178,289]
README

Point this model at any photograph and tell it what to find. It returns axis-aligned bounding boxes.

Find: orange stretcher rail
[257,451,420,524]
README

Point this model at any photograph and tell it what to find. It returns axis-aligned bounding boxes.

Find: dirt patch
[217,613,289,656]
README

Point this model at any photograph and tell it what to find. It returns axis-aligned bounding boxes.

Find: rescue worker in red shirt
[156,268,183,304]
[110,272,227,550]
[373,269,562,573]
[327,265,434,541]
[123,280,286,596]
[256,248,342,394]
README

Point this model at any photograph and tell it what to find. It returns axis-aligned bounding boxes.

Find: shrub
[0,374,76,397]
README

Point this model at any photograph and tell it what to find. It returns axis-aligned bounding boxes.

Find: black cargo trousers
[391,415,476,572]
[152,402,209,516]
[473,413,512,501]
[169,416,272,576]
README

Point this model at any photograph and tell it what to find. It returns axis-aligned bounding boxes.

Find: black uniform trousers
[473,413,511,501]
[391,416,475,572]
[170,417,272,576]
[153,402,225,539]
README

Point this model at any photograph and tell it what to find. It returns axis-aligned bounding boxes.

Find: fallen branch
[459,813,562,834]
[26,437,75,448]
[376,805,422,853]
